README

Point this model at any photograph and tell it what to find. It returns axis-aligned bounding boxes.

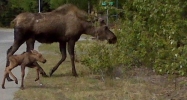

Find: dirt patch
[124,66,187,100]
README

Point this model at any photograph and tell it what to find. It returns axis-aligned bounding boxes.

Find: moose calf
[2,50,46,89]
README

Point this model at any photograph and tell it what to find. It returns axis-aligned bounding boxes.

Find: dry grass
[14,43,187,100]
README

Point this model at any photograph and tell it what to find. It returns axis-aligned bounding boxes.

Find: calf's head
[95,19,117,44]
[30,50,47,63]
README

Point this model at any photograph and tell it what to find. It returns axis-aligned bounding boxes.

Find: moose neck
[82,21,97,37]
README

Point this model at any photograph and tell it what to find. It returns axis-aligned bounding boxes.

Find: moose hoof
[49,73,52,77]
[73,73,78,77]
[40,72,48,77]
[20,86,24,90]
[49,70,54,77]
[7,77,14,82]
[2,85,5,89]
[35,78,39,81]
[15,80,18,84]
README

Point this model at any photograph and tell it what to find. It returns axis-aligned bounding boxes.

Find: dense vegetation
[1,0,187,76]
[77,0,187,76]
[0,0,124,26]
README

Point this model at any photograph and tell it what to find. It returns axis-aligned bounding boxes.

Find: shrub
[77,0,187,76]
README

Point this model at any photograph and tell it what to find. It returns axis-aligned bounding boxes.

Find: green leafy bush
[77,0,187,76]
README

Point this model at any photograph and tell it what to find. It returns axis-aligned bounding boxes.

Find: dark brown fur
[6,4,117,80]
[2,50,46,89]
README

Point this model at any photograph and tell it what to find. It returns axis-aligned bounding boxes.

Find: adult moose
[6,4,117,81]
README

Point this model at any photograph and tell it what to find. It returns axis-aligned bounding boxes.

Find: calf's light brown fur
[2,50,46,89]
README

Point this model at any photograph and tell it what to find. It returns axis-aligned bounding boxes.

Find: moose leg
[20,65,26,89]
[49,42,67,76]
[6,67,18,84]
[26,39,48,77]
[6,46,12,67]
[2,71,8,89]
[35,67,40,81]
[26,38,35,52]
[6,41,25,81]
[8,71,18,84]
[68,40,78,77]
[6,46,13,81]
[7,26,26,57]
[32,62,48,77]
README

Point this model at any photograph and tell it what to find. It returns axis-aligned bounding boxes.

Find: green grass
[13,42,187,100]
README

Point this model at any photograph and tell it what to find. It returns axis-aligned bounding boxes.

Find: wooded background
[0,0,125,26]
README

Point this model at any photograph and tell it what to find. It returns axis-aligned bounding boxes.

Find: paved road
[0,28,89,100]
[0,28,40,100]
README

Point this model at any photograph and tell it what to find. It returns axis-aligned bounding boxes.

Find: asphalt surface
[0,28,40,100]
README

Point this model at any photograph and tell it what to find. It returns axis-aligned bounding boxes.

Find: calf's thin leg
[68,40,78,76]
[2,65,18,89]
[33,62,48,77]
[26,39,48,77]
[6,66,18,84]
[6,41,25,81]
[6,46,13,81]
[49,42,67,76]
[2,71,8,89]
[20,65,26,89]
[35,67,40,81]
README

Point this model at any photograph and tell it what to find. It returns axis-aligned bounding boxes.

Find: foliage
[124,0,187,75]
[10,0,38,12]
[0,0,101,26]
[0,8,21,26]
[77,41,118,73]
[77,0,187,76]
[77,27,132,74]
[0,0,38,26]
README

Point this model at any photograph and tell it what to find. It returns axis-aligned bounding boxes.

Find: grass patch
[14,42,187,100]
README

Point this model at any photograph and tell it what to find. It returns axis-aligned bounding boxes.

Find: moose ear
[31,50,37,54]
[31,50,34,54]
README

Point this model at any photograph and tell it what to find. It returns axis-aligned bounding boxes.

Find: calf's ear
[31,50,35,54]
[31,50,38,54]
